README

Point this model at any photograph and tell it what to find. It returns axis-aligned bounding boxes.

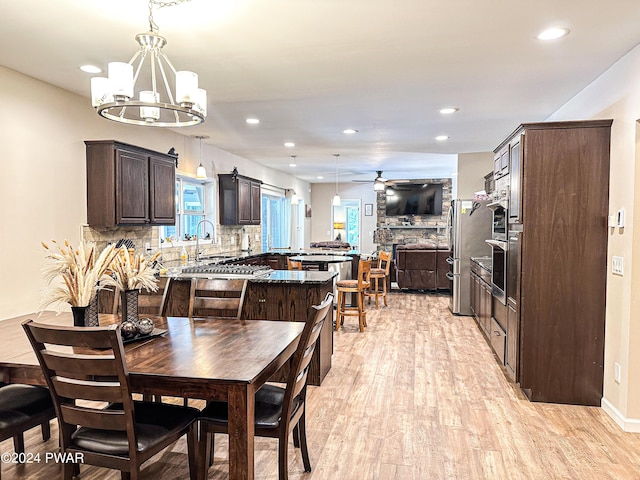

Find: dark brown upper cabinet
[85,140,176,227]
[218,174,262,225]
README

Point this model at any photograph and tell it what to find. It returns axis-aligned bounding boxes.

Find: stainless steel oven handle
[485,239,508,250]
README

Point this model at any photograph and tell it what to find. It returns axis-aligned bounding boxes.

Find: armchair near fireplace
[395,243,451,291]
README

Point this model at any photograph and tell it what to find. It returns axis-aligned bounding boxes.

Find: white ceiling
[2,0,640,183]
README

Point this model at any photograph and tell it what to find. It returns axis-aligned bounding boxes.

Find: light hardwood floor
[3,293,640,479]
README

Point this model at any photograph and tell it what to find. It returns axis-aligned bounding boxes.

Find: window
[159,177,212,244]
[261,191,291,250]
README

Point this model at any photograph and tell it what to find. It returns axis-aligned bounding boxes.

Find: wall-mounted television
[385,183,443,216]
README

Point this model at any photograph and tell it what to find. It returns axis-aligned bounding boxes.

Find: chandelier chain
[148,0,191,32]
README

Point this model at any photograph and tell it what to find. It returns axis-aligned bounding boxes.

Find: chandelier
[90,0,206,127]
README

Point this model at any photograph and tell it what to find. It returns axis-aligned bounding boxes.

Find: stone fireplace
[373,178,452,253]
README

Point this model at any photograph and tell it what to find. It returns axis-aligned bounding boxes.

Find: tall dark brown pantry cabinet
[502,120,612,406]
[85,140,176,227]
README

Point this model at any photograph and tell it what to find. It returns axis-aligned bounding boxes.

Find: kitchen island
[164,269,337,386]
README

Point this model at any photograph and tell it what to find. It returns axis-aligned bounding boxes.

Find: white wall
[457,152,494,199]
[545,44,640,427]
[310,182,378,253]
[0,66,307,320]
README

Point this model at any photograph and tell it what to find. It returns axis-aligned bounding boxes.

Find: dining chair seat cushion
[199,384,302,430]
[370,268,386,276]
[71,401,199,455]
[0,384,53,429]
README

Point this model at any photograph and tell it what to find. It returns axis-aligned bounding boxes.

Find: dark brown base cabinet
[497,120,612,406]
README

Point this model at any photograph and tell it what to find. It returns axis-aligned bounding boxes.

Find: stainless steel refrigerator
[447,199,492,315]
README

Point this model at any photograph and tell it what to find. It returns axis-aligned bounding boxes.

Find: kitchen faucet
[195,219,215,263]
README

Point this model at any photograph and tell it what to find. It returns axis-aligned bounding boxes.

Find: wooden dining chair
[22,320,199,480]
[197,292,334,480]
[188,278,248,319]
[287,257,303,270]
[366,251,391,309]
[138,276,171,316]
[336,258,371,332]
[0,382,55,476]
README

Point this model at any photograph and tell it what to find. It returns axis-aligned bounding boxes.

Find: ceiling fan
[352,170,387,184]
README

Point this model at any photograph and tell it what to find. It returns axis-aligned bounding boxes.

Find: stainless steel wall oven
[486,239,507,305]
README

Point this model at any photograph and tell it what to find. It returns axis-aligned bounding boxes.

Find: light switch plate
[612,256,624,276]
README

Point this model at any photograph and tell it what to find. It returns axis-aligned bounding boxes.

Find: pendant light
[290,155,299,205]
[332,154,341,206]
[193,134,209,179]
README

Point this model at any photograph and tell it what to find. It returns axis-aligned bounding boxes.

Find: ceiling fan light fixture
[373,170,386,191]
[439,107,459,114]
[90,0,206,127]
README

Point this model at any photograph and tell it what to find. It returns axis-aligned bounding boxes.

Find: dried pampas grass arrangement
[41,240,119,310]
[102,247,161,292]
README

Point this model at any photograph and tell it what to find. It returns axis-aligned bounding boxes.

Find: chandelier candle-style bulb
[176,71,198,106]
[90,77,111,107]
[139,91,160,122]
[108,62,134,100]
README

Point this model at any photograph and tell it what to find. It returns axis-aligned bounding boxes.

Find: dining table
[0,311,305,480]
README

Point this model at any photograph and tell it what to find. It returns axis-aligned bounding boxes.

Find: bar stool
[367,251,391,309]
[336,259,371,332]
[287,257,303,270]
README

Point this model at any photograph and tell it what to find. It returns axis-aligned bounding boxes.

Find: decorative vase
[84,293,100,327]
[120,289,140,324]
[71,306,89,327]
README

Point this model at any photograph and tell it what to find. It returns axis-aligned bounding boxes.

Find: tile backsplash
[82,224,261,264]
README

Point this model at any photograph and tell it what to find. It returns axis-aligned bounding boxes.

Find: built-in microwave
[488,201,507,241]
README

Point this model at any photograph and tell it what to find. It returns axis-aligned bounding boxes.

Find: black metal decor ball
[120,321,138,339]
[137,318,154,335]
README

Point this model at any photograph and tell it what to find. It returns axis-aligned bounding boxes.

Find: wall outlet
[612,256,624,276]
[255,234,260,241]
[614,362,621,384]
[230,236,236,245]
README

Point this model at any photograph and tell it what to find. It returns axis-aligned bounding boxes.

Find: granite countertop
[471,256,492,272]
[249,270,337,284]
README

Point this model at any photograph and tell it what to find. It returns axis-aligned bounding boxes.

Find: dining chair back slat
[52,378,123,404]
[60,404,127,431]
[42,350,119,377]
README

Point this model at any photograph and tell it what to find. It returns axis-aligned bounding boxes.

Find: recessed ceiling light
[439,107,459,114]
[536,27,570,40]
[284,142,295,147]
[80,65,102,74]
[289,163,297,167]
[317,175,324,179]
[343,129,358,134]
[245,118,260,124]
[435,135,449,141]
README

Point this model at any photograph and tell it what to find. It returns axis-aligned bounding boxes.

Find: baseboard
[601,397,640,432]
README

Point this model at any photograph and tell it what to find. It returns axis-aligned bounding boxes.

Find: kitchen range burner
[181,263,272,278]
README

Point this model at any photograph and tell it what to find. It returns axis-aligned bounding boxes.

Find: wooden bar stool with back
[336,258,371,332]
[366,250,391,309]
